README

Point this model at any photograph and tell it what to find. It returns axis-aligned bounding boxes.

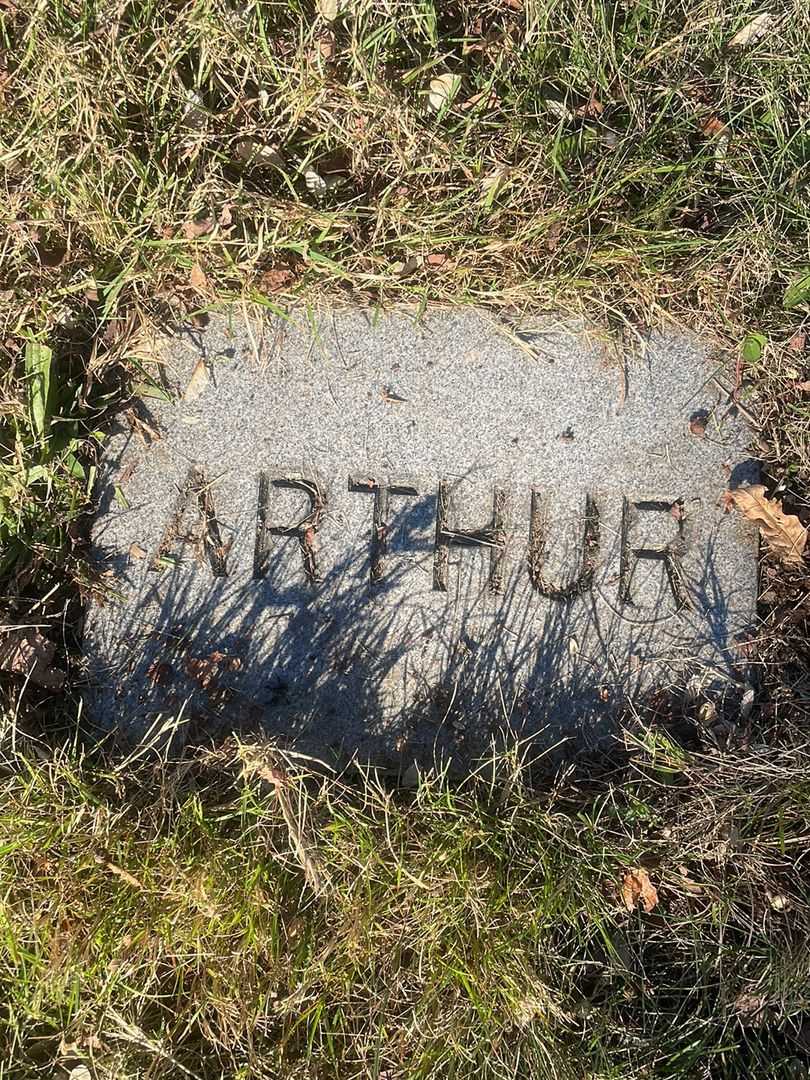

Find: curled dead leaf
[621,866,659,912]
[428,72,461,112]
[189,262,209,292]
[317,0,343,21]
[183,358,210,403]
[0,625,65,689]
[723,484,807,566]
[235,139,285,169]
[727,12,775,48]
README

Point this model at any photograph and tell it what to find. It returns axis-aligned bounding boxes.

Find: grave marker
[85,310,758,764]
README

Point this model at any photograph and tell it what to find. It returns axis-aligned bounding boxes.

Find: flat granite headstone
[85,309,758,765]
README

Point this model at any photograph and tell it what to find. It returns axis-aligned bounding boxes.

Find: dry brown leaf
[189,262,209,292]
[460,88,501,111]
[425,253,449,268]
[795,380,810,392]
[428,72,461,112]
[733,991,767,1026]
[788,331,806,353]
[728,12,775,48]
[0,626,65,689]
[234,139,285,169]
[545,221,562,252]
[317,0,342,21]
[258,267,295,292]
[146,659,172,686]
[208,650,242,671]
[183,358,210,403]
[129,542,148,560]
[702,116,727,137]
[724,485,807,566]
[185,655,219,689]
[183,216,214,240]
[621,866,659,912]
[575,89,604,118]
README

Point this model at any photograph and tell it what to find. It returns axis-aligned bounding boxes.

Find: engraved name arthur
[147,465,693,610]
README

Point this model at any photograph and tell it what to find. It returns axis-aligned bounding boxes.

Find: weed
[0,728,809,1079]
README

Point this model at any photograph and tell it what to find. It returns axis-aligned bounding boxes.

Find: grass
[1,0,810,571]
[1,727,810,1079]
[1,0,810,1076]
[1,0,808,576]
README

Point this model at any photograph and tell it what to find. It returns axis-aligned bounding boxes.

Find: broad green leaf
[25,464,48,484]
[741,332,766,363]
[24,341,52,442]
[64,453,86,481]
[133,380,172,402]
[784,268,810,310]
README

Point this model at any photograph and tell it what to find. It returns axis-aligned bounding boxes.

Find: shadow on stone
[83,481,751,776]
